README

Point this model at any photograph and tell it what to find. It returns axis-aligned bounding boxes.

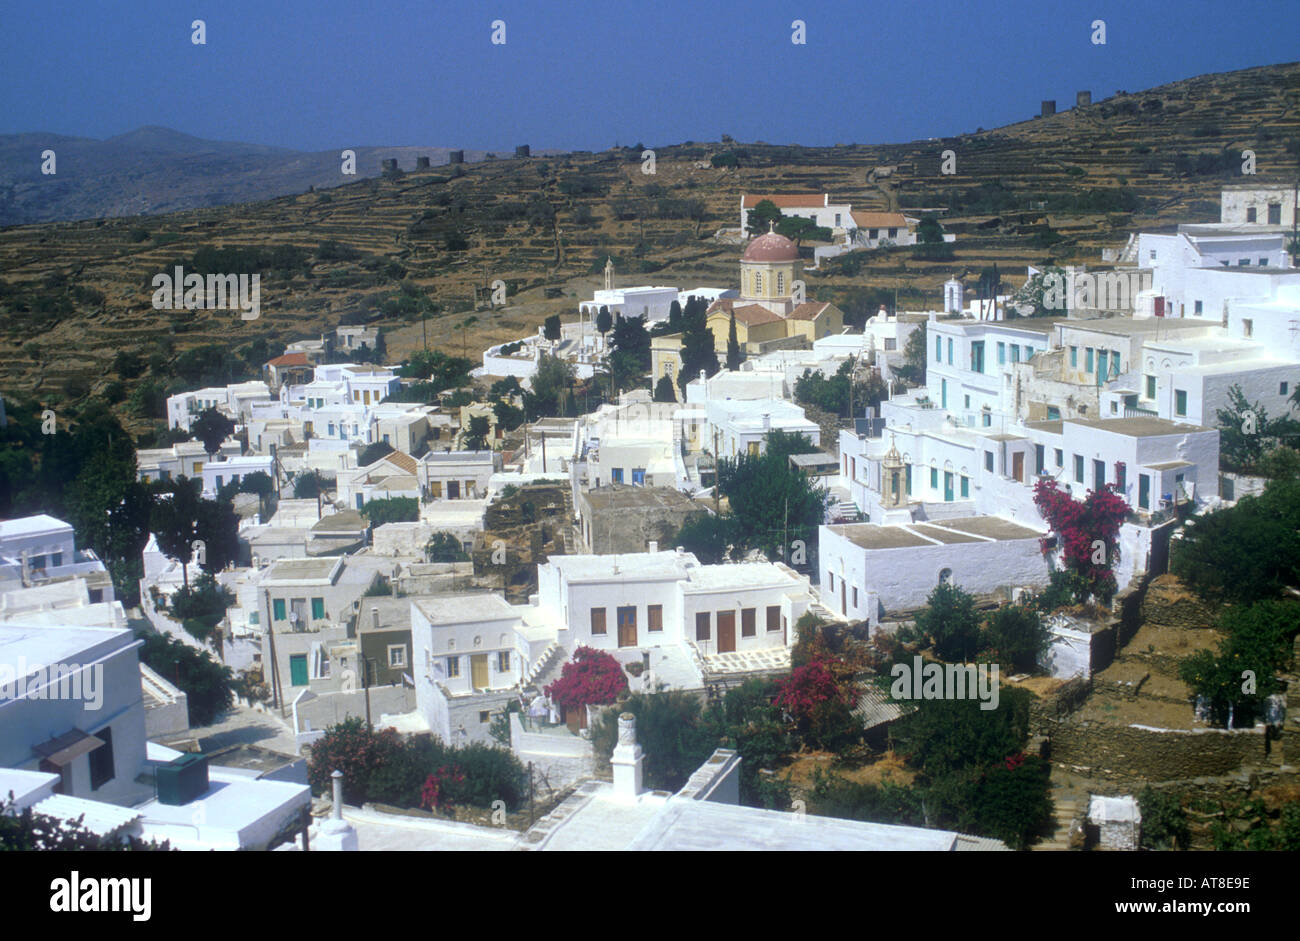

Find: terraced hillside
[1,61,1298,434]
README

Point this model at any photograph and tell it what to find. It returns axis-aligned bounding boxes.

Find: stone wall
[1140,574,1218,631]
[1046,719,1277,785]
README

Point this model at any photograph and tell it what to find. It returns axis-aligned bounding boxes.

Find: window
[1054,448,1063,467]
[1246,207,1257,223]
[947,338,953,364]
[852,586,858,608]
[1146,375,1156,399]
[1115,461,1127,492]
[696,612,710,640]
[1139,474,1151,509]
[1194,300,1203,315]
[311,597,325,620]
[964,395,971,409]
[631,468,646,485]
[997,342,1006,365]
[1281,382,1289,396]
[89,727,114,791]
[1085,348,1094,373]
[1259,258,1269,267]
[930,467,938,489]
[648,604,663,632]
[827,572,834,591]
[1010,344,1020,364]
[89,588,103,604]
[610,468,624,484]
[1035,445,1045,475]
[960,475,969,498]
[754,272,763,294]
[1238,258,1249,266]
[777,272,785,294]
[984,452,994,473]
[982,412,991,428]
[884,337,897,351]
[767,606,781,632]
[1070,346,1078,367]
[273,599,287,621]
[970,341,985,373]
[590,608,606,635]
[1175,390,1188,417]
[1268,203,1282,225]
[935,336,942,361]
[446,656,460,678]
[388,645,407,668]
[1149,249,1157,261]
[1073,454,1084,483]
[479,710,491,723]
[498,651,511,672]
[1242,319,1253,338]
[1047,406,1061,421]
[888,227,898,238]
[741,608,756,637]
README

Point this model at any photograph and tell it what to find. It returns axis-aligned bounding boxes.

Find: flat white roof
[413,593,518,625]
[546,551,695,583]
[32,794,141,835]
[0,623,135,684]
[0,515,72,538]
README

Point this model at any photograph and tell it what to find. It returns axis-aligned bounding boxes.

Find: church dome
[742,231,799,263]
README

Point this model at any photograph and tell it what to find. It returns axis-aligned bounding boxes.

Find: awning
[32,729,104,767]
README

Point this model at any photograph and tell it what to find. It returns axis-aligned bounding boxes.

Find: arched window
[777,272,785,295]
[755,271,763,295]
[938,568,953,585]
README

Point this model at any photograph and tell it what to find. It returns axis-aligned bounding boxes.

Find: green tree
[595,305,612,342]
[361,497,419,525]
[293,470,328,499]
[525,353,574,420]
[1216,384,1299,472]
[983,603,1047,674]
[1138,787,1190,850]
[0,797,173,851]
[673,512,733,565]
[358,441,394,467]
[653,373,677,403]
[677,296,719,395]
[917,215,944,244]
[150,478,203,589]
[425,531,469,563]
[190,407,236,461]
[463,415,491,450]
[1170,480,1300,605]
[543,314,562,342]
[136,629,234,726]
[1178,600,1298,727]
[892,687,1033,778]
[746,199,783,237]
[726,310,742,371]
[775,216,831,246]
[608,314,651,392]
[717,429,828,561]
[1009,266,1067,318]
[898,322,927,385]
[914,581,984,663]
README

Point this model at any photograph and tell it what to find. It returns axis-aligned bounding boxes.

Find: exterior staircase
[1033,794,1082,851]
[524,641,565,689]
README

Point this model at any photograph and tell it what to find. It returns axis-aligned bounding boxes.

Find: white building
[0,622,310,850]
[419,450,499,502]
[0,515,112,594]
[200,455,276,498]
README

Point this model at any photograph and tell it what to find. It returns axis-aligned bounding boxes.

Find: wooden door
[1012,451,1025,483]
[471,654,489,690]
[717,611,736,653]
[617,606,637,647]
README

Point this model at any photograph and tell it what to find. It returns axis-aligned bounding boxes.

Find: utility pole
[265,589,284,716]
[712,426,721,513]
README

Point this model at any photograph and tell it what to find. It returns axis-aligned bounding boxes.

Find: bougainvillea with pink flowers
[1032,478,1130,604]
[420,764,465,813]
[545,646,628,711]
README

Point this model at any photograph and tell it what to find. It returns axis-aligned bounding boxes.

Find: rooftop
[413,592,519,626]
[1065,416,1211,436]
[581,486,699,513]
[828,516,1042,550]
[0,514,72,539]
[545,550,696,583]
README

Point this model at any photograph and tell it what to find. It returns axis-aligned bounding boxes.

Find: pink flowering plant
[1032,478,1129,604]
[545,645,628,712]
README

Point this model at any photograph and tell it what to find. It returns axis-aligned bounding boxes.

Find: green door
[289,654,308,686]
[941,379,948,410]
[943,472,954,502]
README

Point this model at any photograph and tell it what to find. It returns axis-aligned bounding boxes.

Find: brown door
[717,611,736,653]
[840,579,846,613]
[617,606,637,647]
[1012,451,1025,483]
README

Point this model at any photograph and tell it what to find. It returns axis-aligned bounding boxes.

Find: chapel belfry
[604,257,615,291]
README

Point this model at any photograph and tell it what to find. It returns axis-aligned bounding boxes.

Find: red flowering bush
[774,655,860,750]
[1033,478,1129,604]
[545,646,628,712]
[421,764,466,813]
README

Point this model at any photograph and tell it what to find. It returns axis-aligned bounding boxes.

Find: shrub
[135,630,233,726]
[915,582,983,662]
[892,687,1033,778]
[983,603,1047,674]
[591,690,718,792]
[1138,787,1190,850]
[361,497,418,525]
[773,656,861,750]
[545,646,628,712]
[306,717,405,804]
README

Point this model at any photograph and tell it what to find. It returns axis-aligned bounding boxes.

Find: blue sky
[1,0,1295,152]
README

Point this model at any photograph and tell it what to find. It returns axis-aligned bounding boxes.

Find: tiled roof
[851,211,909,229]
[788,301,831,321]
[711,304,783,327]
[266,352,309,367]
[742,194,826,208]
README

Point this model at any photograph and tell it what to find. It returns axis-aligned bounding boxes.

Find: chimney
[416,155,431,169]
[611,712,644,801]
[371,607,380,629]
[1076,90,1092,107]
[762,413,771,432]
[1041,100,1056,116]
[699,370,706,384]
[647,540,658,553]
